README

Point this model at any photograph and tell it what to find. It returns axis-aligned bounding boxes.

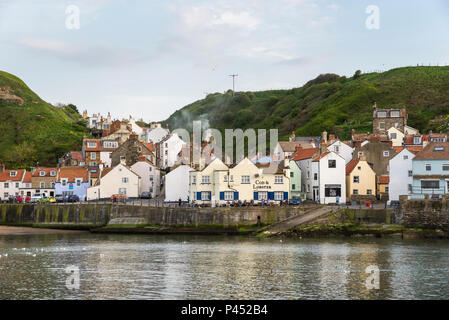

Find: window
[40,182,45,188]
[258,191,268,200]
[241,176,250,184]
[87,142,97,148]
[224,191,234,201]
[314,173,318,181]
[165,150,168,155]
[408,184,412,193]
[192,176,196,184]
[390,133,397,140]
[413,137,421,145]
[367,189,372,195]
[274,192,284,201]
[353,189,359,195]
[325,186,341,197]
[307,171,310,179]
[119,188,127,195]
[390,110,400,117]
[408,170,413,177]
[443,164,449,171]
[275,176,283,184]
[39,171,46,176]
[76,179,81,186]
[224,175,228,182]
[307,185,310,192]
[202,176,210,184]
[91,153,96,160]
[292,184,296,190]
[201,191,211,201]
[230,175,234,182]
[290,172,294,178]
[357,166,361,170]
[403,155,408,160]
[89,162,96,167]
[335,146,339,152]
[9,171,17,177]
[434,147,445,151]
[385,187,389,192]
[122,177,129,183]
[4,193,8,198]
[120,156,126,161]
[328,160,336,168]
[379,122,385,129]
[62,179,67,186]
[421,180,439,189]
[353,176,359,183]
[4,183,9,188]
[426,164,431,171]
[149,167,152,172]
[150,176,154,181]
[15,182,19,188]
[51,182,55,188]
[377,111,387,118]
[383,151,389,157]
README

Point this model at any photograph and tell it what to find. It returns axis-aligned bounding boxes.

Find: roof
[88,167,100,178]
[32,167,58,177]
[255,161,285,174]
[143,142,154,152]
[70,151,84,162]
[393,147,404,153]
[278,141,314,153]
[378,175,390,184]
[291,148,319,161]
[100,168,112,178]
[312,152,330,162]
[406,146,423,154]
[84,139,102,152]
[413,142,449,160]
[373,108,406,118]
[58,167,88,182]
[0,169,26,182]
[22,171,32,183]
[345,159,359,175]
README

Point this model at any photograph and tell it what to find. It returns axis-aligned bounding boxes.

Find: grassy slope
[163,66,449,140]
[0,71,88,169]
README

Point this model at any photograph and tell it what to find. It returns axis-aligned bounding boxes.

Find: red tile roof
[393,147,404,153]
[32,168,58,177]
[0,169,26,182]
[291,148,319,161]
[345,159,359,175]
[58,167,88,183]
[70,151,84,162]
[100,168,112,178]
[406,146,423,154]
[22,171,32,183]
[143,142,154,152]
[312,152,330,162]
[378,175,390,184]
[84,139,102,152]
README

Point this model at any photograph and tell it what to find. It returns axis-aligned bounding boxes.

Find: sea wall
[400,199,449,229]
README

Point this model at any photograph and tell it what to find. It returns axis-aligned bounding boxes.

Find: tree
[353,70,362,79]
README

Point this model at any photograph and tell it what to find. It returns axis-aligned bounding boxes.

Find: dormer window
[377,111,387,118]
[50,170,56,176]
[413,137,421,145]
[87,142,97,148]
[390,110,400,118]
[9,171,17,177]
[39,171,46,176]
[434,147,445,151]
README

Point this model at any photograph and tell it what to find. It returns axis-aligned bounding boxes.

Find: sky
[1,0,449,122]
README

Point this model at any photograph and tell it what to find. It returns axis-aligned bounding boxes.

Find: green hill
[0,71,88,169]
[164,66,449,140]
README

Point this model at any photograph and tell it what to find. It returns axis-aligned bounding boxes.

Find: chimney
[322,130,328,144]
[360,152,367,161]
[0,163,4,173]
[289,131,296,142]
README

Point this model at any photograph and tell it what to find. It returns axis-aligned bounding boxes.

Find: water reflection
[1,234,449,300]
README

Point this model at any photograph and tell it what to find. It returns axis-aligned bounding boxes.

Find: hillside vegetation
[0,71,88,169]
[164,66,449,140]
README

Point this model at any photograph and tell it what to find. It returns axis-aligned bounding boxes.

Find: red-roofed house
[0,167,27,201]
[55,167,90,200]
[130,156,161,198]
[31,167,58,197]
[345,156,376,201]
[311,151,346,204]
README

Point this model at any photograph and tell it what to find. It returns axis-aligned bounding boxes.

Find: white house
[145,123,169,144]
[87,163,140,200]
[313,151,346,204]
[0,168,27,201]
[130,157,161,198]
[387,127,405,147]
[388,148,416,201]
[327,140,354,164]
[100,139,119,168]
[158,133,186,169]
[290,147,320,201]
[165,165,193,202]
[128,116,144,138]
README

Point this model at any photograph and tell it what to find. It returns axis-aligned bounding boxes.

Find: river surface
[1,233,449,300]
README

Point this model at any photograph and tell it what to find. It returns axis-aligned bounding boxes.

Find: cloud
[15,38,150,67]
[308,16,333,28]
[328,3,339,11]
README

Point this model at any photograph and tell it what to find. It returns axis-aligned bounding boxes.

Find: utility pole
[229,74,238,96]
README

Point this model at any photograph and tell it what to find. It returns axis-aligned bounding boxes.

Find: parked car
[49,197,57,203]
[24,195,31,203]
[30,193,46,203]
[111,194,128,203]
[389,200,401,208]
[54,195,65,203]
[66,195,80,203]
[15,195,23,203]
[38,196,50,203]
[289,197,302,205]
[140,192,151,199]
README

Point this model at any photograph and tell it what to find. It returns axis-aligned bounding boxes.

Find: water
[1,233,449,300]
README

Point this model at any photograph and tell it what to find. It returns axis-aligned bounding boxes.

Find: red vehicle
[25,195,31,203]
[15,195,23,203]
[111,194,128,203]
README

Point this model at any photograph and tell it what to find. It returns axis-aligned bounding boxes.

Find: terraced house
[0,165,27,201]
[55,167,90,200]
[31,167,58,197]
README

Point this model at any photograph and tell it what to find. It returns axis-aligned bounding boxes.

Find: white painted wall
[389,148,414,201]
[165,165,193,202]
[131,160,161,197]
[145,127,169,144]
[160,134,186,169]
[318,152,346,204]
[328,141,354,164]
[100,151,112,168]
[86,164,140,200]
